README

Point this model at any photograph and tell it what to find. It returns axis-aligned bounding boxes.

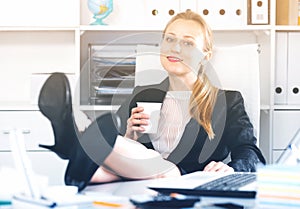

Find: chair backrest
[135,44,260,139]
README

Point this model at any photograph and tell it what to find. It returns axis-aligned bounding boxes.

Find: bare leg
[91,135,181,182]
[91,166,121,183]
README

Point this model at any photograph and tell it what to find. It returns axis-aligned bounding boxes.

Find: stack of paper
[257,164,300,208]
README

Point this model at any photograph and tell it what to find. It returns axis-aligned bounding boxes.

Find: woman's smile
[166,56,183,62]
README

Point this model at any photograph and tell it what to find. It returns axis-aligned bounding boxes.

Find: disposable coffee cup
[136,102,162,134]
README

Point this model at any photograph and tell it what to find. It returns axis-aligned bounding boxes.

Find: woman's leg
[91,135,181,181]
[64,112,120,190]
[38,73,179,191]
[91,166,122,183]
[38,73,121,191]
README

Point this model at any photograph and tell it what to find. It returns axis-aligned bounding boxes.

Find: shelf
[80,25,164,32]
[275,25,300,31]
[0,102,39,111]
[260,105,271,110]
[0,26,78,31]
[212,25,272,31]
[79,24,272,32]
[274,105,300,110]
[80,105,119,111]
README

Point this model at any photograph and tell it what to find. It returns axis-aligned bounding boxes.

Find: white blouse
[149,91,192,159]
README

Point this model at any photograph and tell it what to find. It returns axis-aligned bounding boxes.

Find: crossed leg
[91,135,181,183]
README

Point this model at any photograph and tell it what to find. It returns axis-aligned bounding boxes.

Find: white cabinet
[0,111,67,185]
[272,111,300,163]
[0,151,67,185]
[272,30,300,162]
[0,111,54,150]
[0,31,77,106]
[0,1,79,186]
[0,0,79,27]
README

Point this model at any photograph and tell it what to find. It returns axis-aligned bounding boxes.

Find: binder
[274,32,288,104]
[144,0,180,27]
[287,32,300,104]
[276,0,298,25]
[248,0,269,25]
[196,0,247,27]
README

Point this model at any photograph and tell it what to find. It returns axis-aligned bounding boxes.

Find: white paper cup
[136,102,162,134]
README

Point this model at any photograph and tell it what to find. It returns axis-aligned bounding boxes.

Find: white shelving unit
[0,0,80,185]
[0,0,299,185]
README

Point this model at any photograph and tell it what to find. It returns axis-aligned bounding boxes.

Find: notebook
[148,128,300,201]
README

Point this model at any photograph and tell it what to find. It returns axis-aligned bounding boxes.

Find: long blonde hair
[163,10,219,139]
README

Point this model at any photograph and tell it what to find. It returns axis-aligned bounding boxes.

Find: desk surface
[6,175,259,209]
[83,178,257,209]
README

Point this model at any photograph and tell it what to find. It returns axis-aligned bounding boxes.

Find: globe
[87,0,113,25]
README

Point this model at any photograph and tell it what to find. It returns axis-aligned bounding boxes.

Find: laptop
[148,128,300,201]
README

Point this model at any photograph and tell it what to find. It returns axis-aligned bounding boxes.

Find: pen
[93,201,123,208]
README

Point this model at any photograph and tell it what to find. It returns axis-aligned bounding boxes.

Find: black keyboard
[149,173,257,199]
[195,173,256,191]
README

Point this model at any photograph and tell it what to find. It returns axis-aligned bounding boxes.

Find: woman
[38,10,265,191]
[116,10,265,174]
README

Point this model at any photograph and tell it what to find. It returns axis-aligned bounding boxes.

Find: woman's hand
[203,161,234,172]
[124,106,150,141]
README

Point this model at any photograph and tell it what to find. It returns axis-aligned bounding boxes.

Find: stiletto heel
[38,72,79,159]
[38,72,121,191]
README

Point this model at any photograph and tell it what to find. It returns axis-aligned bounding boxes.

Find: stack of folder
[257,164,300,208]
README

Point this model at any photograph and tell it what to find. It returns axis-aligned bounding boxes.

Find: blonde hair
[163,10,219,139]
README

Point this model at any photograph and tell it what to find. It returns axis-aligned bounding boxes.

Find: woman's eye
[182,40,194,47]
[165,36,175,43]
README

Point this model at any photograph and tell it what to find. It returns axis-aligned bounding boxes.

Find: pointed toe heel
[38,72,78,159]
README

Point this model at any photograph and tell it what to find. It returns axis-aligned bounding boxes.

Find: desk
[6,176,258,208]
[83,179,160,209]
[83,178,257,209]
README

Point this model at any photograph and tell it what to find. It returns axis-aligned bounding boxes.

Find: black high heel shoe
[38,72,78,159]
[38,72,121,191]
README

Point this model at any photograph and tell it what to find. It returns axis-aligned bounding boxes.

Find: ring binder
[248,0,269,25]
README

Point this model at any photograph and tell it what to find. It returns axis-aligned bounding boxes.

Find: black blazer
[116,79,266,174]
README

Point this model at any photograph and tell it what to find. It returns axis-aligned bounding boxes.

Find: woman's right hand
[124,106,149,141]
